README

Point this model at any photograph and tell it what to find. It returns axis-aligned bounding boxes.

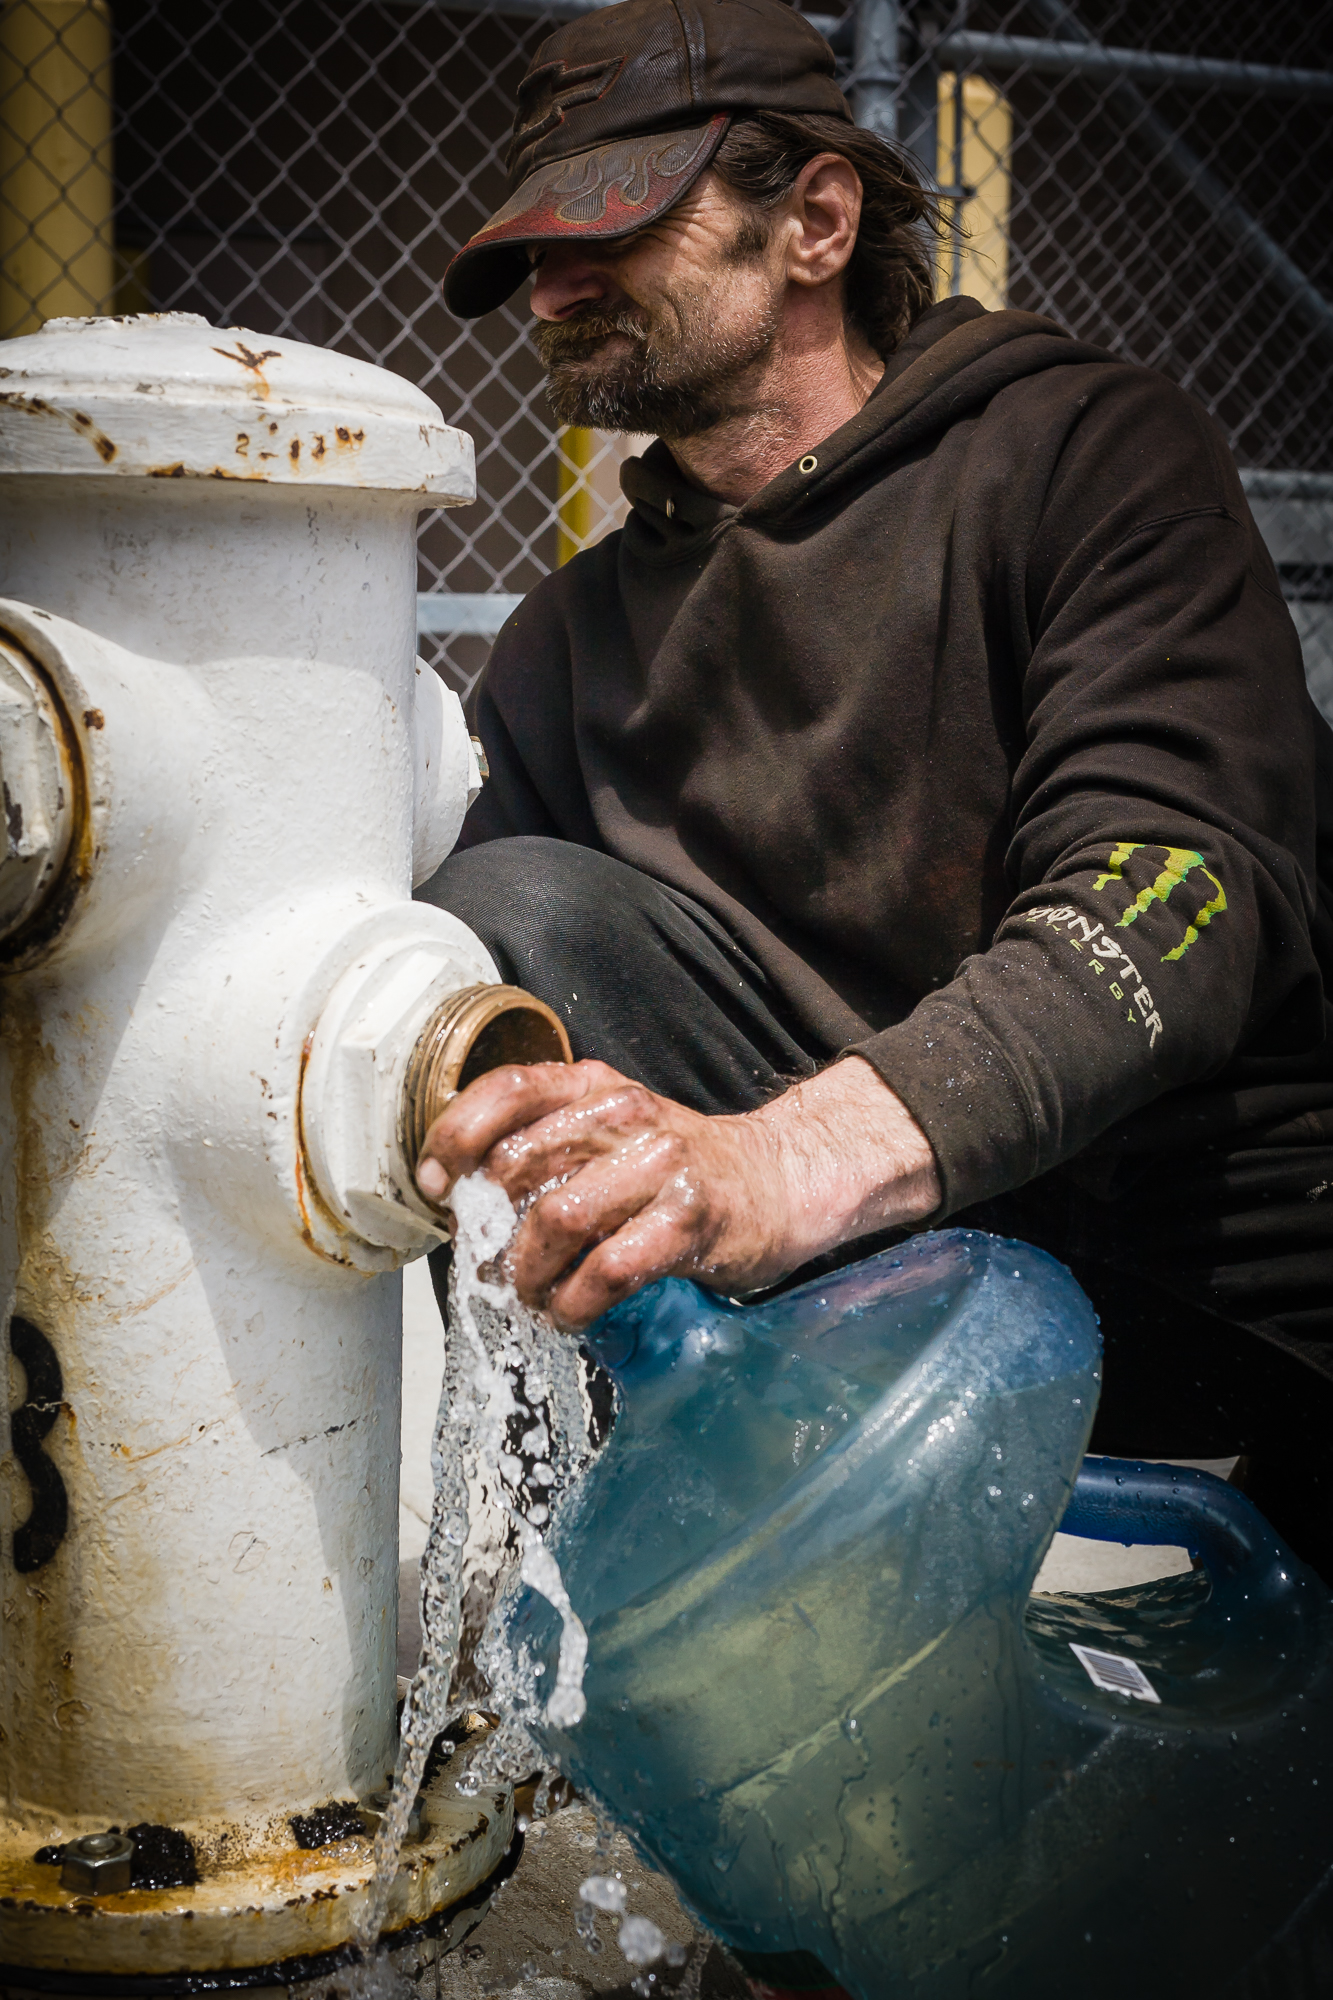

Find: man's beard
[535,270,781,439]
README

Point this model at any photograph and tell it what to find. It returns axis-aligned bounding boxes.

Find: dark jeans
[419,836,1333,1579]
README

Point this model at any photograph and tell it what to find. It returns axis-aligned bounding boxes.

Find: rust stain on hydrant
[0,394,117,465]
[212,343,282,399]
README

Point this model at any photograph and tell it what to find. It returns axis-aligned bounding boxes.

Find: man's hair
[711,111,941,358]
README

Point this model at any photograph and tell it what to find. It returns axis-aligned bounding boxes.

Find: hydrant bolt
[59,1831,135,1895]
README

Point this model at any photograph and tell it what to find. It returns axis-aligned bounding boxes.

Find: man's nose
[529,242,615,321]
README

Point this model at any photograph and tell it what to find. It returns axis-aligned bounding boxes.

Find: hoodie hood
[619,295,1099,562]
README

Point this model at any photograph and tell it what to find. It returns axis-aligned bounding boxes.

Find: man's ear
[784,153,863,290]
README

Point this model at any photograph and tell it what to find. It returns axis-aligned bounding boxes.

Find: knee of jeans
[417,835,646,976]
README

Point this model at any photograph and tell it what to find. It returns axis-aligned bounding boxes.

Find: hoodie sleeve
[848,372,1326,1218]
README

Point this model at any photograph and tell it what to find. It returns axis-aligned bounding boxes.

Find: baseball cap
[443,0,850,319]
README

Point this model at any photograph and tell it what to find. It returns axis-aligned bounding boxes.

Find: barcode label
[1070,1642,1161,1703]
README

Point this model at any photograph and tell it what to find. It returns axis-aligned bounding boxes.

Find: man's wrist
[748,1054,941,1267]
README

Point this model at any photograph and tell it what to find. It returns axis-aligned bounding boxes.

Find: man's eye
[527,247,546,270]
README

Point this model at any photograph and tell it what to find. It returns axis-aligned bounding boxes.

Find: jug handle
[1058,1456,1282,1584]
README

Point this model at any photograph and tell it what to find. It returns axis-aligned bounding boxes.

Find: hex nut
[298,920,497,1257]
[358,1791,425,1845]
[60,1830,135,1894]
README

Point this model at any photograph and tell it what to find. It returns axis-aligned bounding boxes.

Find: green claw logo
[1092,843,1227,961]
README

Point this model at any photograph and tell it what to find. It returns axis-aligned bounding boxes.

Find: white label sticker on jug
[1070,1642,1161,1704]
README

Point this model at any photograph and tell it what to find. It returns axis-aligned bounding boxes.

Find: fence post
[852,0,899,137]
[0,0,114,336]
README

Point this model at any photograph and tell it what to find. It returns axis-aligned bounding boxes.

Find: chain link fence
[0,0,1329,708]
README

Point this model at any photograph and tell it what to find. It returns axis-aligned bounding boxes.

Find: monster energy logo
[1023,904,1164,1046]
[1092,843,1226,962]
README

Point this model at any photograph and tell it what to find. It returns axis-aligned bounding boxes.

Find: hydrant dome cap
[0,313,475,500]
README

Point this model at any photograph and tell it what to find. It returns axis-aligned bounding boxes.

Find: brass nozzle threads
[403,983,572,1168]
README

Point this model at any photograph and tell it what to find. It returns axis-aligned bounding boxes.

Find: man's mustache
[534,307,649,368]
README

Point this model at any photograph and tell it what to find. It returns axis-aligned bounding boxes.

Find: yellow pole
[936,72,1012,311]
[556,424,596,566]
[0,0,114,338]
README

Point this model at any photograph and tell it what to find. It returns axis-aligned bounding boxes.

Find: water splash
[355,1172,593,1954]
[618,1912,667,1965]
[355,1176,701,1991]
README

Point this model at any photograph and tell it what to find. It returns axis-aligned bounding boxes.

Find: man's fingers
[507,1132,687,1301]
[481,1080,669,1202]
[414,1058,607,1194]
[544,1188,705,1330]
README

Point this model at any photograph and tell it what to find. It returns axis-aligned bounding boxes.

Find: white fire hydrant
[0,315,564,1981]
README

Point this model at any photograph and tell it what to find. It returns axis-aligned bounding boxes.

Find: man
[417,0,1333,1579]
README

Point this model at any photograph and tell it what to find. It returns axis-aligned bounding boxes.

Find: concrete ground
[1030,1452,1236,1593]
[429,1803,748,1999]
[397,1260,1236,1994]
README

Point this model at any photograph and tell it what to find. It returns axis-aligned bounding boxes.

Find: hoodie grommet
[799,454,818,474]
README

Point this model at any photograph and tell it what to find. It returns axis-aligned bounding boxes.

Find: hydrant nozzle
[403,982,572,1169]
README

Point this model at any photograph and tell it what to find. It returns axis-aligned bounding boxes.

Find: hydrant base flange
[0,1723,512,1979]
[0,1831,521,1998]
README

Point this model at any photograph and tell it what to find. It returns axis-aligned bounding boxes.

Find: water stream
[355,1172,593,1955]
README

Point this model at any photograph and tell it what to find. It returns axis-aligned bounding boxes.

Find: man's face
[528,174,784,438]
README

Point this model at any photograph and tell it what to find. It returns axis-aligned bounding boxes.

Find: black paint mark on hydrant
[9,1315,69,1572]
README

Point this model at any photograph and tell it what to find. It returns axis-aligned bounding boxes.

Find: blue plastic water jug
[507,1230,1333,2000]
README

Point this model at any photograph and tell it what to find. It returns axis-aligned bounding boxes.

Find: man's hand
[415,1055,941,1331]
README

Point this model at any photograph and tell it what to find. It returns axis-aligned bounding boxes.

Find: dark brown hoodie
[461,296,1333,1341]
